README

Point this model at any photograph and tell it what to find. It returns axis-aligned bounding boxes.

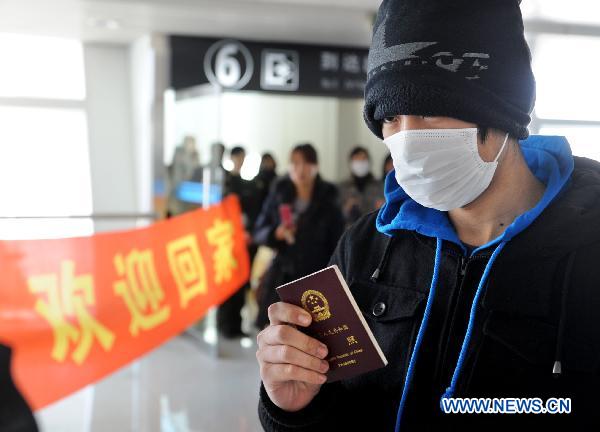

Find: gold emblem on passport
[301,289,331,322]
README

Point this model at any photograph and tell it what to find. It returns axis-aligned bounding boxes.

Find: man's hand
[256,302,329,412]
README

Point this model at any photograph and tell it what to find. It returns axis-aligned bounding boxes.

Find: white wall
[167,90,222,166]
[84,43,136,233]
[131,35,167,220]
[83,36,169,232]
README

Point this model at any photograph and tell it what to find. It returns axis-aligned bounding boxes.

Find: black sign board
[170,35,369,98]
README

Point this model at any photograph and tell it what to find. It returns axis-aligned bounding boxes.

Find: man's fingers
[257,345,330,374]
[268,302,312,327]
[257,324,328,359]
[261,362,327,386]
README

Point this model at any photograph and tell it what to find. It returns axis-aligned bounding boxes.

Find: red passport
[276,265,388,382]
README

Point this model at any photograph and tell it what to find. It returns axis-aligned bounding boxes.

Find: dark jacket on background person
[338,173,384,227]
[217,171,261,338]
[253,175,345,329]
[0,344,38,432]
[254,169,278,220]
[258,136,600,430]
[225,171,261,231]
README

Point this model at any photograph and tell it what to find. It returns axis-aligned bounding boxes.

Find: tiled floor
[36,335,264,432]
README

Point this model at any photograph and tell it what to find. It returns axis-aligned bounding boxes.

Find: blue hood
[376,135,575,255]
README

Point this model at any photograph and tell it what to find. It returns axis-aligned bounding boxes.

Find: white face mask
[350,159,371,177]
[383,128,509,211]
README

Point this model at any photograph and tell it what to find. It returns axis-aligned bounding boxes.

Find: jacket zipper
[433,252,490,395]
[459,255,468,278]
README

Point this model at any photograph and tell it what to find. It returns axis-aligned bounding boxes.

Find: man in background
[338,146,384,228]
[218,146,259,338]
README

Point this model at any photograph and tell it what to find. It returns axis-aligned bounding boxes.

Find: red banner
[0,195,250,410]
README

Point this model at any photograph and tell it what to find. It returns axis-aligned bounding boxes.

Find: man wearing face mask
[256,0,600,430]
[338,147,385,228]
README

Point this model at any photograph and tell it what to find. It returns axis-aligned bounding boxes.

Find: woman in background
[252,143,344,329]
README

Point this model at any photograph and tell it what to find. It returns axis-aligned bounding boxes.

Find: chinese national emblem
[301,290,331,322]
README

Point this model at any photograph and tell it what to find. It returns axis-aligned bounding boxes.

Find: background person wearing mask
[338,146,384,227]
[252,143,344,330]
[256,0,600,430]
[253,152,278,214]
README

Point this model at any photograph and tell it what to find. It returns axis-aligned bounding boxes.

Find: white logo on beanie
[367,12,490,80]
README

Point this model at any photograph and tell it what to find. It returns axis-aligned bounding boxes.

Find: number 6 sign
[204,39,254,90]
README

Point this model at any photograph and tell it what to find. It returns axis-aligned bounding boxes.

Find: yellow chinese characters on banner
[206,218,238,284]
[0,195,250,410]
[28,260,115,365]
[114,249,171,336]
[167,234,207,309]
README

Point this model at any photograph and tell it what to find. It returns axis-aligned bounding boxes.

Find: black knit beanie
[364,0,535,139]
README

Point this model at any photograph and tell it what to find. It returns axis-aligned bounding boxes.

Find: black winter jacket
[258,157,600,431]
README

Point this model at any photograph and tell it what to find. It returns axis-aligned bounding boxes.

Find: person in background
[224,146,246,195]
[253,143,344,329]
[254,153,278,214]
[190,141,227,200]
[218,146,259,338]
[210,142,226,171]
[338,146,385,227]
[224,146,262,230]
[166,135,200,216]
[245,153,279,332]
[382,152,394,181]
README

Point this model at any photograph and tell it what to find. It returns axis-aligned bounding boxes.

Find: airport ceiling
[0,0,599,46]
